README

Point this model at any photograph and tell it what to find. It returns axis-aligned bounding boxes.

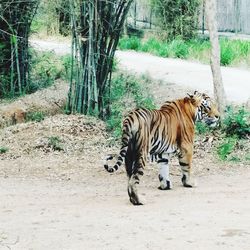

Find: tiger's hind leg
[157,155,172,190]
[178,144,194,188]
[127,153,145,205]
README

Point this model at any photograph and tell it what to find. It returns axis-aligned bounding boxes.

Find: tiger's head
[188,91,220,127]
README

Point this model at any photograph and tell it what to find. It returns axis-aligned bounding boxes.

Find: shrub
[222,106,250,139]
[216,106,250,161]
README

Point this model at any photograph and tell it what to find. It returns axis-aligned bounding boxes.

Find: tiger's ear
[187,93,197,106]
[202,93,209,99]
[190,91,202,106]
[188,90,199,99]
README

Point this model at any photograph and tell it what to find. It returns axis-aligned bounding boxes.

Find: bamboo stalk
[10,36,15,96]
[67,0,133,117]
[13,35,22,95]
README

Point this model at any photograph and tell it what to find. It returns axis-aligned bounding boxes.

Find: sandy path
[31,39,250,104]
[1,170,250,250]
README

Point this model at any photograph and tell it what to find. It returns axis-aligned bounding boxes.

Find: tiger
[104,91,220,205]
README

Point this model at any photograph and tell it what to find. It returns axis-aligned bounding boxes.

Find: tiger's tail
[104,119,132,173]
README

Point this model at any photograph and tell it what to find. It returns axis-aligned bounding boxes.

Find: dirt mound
[0,80,68,128]
[0,114,114,181]
[0,114,107,159]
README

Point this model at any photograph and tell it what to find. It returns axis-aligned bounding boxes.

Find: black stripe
[172,102,182,116]
[120,150,126,157]
[106,155,113,161]
[157,158,169,163]
[150,141,161,154]
[179,162,189,167]
[118,156,123,161]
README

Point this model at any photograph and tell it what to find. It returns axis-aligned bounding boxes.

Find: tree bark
[205,0,226,115]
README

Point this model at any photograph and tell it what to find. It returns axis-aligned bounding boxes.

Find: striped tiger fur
[104,91,220,205]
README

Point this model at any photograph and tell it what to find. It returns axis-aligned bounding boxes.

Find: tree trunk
[205,0,226,115]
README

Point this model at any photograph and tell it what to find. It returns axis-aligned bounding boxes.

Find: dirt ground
[0,112,249,250]
[1,169,250,250]
[0,40,249,249]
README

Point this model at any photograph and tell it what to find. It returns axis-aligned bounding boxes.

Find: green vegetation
[119,36,190,59]
[217,106,250,161]
[31,0,70,37]
[217,137,237,160]
[1,50,70,99]
[222,106,250,138]
[48,136,63,151]
[26,111,46,122]
[151,0,200,40]
[0,147,9,154]
[66,0,132,118]
[195,121,210,134]
[220,39,250,66]
[30,51,70,93]
[195,105,249,162]
[105,73,155,138]
[0,1,39,99]
[118,36,250,67]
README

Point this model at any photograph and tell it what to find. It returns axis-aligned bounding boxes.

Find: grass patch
[0,146,9,154]
[48,136,63,151]
[119,36,141,51]
[217,137,237,160]
[26,111,46,122]
[168,39,189,58]
[118,36,250,67]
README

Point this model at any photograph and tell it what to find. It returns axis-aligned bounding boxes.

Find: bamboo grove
[67,0,133,118]
[0,0,39,98]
